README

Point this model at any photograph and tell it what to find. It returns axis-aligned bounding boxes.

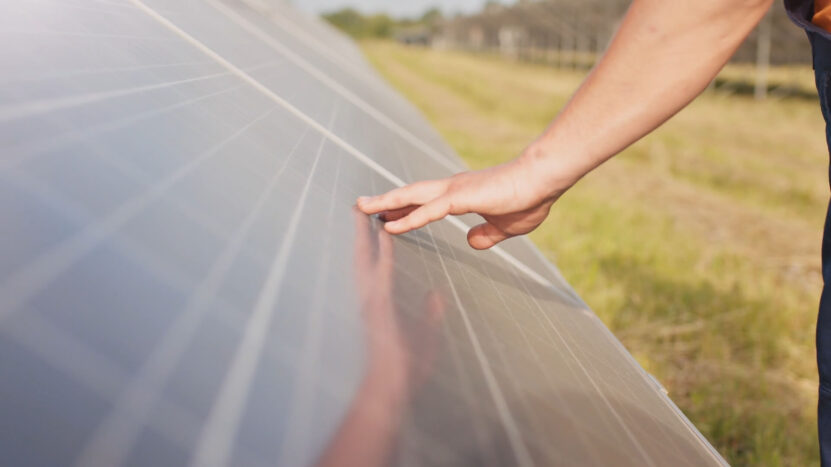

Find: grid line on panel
[240,0,376,83]
[126,0,560,299]
[0,58,279,124]
[536,280,714,463]
[7,148,356,467]
[3,167,260,327]
[190,107,335,467]
[552,311,663,434]
[422,223,534,467]
[409,249,506,461]
[438,234,549,452]
[126,0,404,189]
[573,302,726,462]
[4,170,205,305]
[434,223,583,463]
[396,149,502,460]
[473,252,609,463]
[501,265,637,450]
[0,69,233,123]
[19,0,148,17]
[19,0,177,17]
[5,73,284,301]
[73,125,314,467]
[0,104,279,320]
[208,0,584,307]
[541,298,705,466]
[5,314,125,405]
[276,152,343,467]
[266,0,464,167]
[2,59,217,86]
[1,82,249,173]
[54,0,160,12]
[518,236,587,306]
[509,265,658,466]
[452,248,593,458]
[2,58,279,174]
[257,0,456,161]
[203,0,465,174]
[0,30,182,41]
[1,313,205,457]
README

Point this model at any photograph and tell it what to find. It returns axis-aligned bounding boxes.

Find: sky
[292,0,512,18]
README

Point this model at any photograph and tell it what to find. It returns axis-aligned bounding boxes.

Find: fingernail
[357,196,371,204]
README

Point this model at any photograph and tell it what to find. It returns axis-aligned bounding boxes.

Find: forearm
[523,0,774,189]
[355,0,776,247]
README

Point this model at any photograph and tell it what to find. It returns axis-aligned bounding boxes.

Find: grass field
[361,41,828,465]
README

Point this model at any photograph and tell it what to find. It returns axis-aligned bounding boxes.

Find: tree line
[321,7,443,40]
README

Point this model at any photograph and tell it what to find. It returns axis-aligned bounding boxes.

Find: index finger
[357,179,447,215]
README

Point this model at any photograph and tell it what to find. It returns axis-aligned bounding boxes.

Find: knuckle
[430,196,452,217]
[444,198,455,215]
[387,191,404,205]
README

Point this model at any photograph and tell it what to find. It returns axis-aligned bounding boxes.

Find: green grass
[362,41,827,466]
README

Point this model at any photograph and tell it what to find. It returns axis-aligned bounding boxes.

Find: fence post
[755,7,773,100]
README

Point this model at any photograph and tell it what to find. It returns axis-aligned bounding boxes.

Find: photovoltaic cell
[0,0,727,465]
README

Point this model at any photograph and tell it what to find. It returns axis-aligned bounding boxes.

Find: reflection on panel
[0,1,725,466]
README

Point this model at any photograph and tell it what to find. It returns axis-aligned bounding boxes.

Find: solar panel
[0,0,727,465]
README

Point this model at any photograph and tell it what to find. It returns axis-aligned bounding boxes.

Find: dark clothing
[788,0,831,69]
[786,0,831,39]
[788,1,831,464]
[816,68,831,466]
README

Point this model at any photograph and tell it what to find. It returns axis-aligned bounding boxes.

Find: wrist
[517,139,585,202]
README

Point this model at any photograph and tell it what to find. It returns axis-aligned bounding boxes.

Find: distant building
[434,0,810,66]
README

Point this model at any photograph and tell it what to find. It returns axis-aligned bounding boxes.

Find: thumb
[467,222,511,250]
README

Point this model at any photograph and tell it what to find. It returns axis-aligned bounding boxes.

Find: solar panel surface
[0,0,727,465]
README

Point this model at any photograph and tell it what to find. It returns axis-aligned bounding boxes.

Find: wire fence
[427,1,812,100]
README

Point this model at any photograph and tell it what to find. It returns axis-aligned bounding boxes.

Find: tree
[322,8,395,39]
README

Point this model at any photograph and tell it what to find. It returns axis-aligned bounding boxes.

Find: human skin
[357,0,775,250]
[316,210,444,467]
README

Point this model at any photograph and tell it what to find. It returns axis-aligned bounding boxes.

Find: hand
[357,154,571,250]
